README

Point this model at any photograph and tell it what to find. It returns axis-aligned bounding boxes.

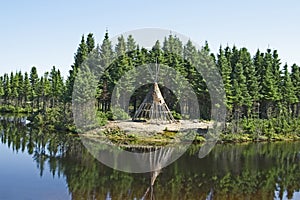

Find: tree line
[0,31,299,134]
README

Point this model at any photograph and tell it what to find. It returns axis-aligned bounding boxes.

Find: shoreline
[78,120,300,147]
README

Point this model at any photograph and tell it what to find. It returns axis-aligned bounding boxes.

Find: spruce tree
[42,72,51,110]
[23,72,31,107]
[126,35,137,53]
[66,35,88,103]
[16,71,23,106]
[72,63,98,129]
[115,35,126,57]
[260,49,278,118]
[11,72,19,106]
[217,46,233,112]
[291,64,300,117]
[0,77,4,103]
[29,66,39,109]
[99,31,114,111]
[282,64,297,116]
[239,48,259,116]
[162,34,183,56]
[74,35,88,68]
[3,74,11,104]
[86,33,95,54]
[232,61,251,115]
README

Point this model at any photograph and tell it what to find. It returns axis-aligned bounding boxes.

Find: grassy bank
[82,126,300,147]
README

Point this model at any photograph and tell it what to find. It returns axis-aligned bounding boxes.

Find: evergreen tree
[282,64,297,115]
[74,35,88,68]
[115,35,126,57]
[291,64,300,117]
[217,46,233,112]
[72,63,98,129]
[126,35,137,53]
[99,31,114,111]
[151,40,164,62]
[11,72,19,106]
[29,66,39,109]
[162,34,183,56]
[271,50,282,100]
[23,72,31,107]
[0,77,4,102]
[86,33,95,54]
[66,35,88,102]
[100,31,113,68]
[184,40,208,118]
[232,61,251,116]
[42,72,51,110]
[253,49,264,87]
[239,48,259,116]
[3,74,11,104]
[16,71,24,106]
[260,49,278,118]
[229,46,240,81]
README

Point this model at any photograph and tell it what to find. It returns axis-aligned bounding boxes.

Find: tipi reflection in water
[139,146,175,200]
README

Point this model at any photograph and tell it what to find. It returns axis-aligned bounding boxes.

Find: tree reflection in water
[1,115,300,200]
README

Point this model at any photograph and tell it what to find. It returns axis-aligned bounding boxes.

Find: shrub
[171,111,182,120]
[109,107,130,120]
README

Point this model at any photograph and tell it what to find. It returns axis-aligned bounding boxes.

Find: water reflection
[1,116,300,199]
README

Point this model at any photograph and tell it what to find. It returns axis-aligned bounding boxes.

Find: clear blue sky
[0,0,299,78]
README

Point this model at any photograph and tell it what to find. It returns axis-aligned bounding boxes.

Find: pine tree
[232,61,251,116]
[260,49,278,119]
[115,35,126,57]
[19,71,25,106]
[72,63,98,129]
[254,49,264,85]
[229,46,240,81]
[86,33,95,54]
[0,76,4,103]
[74,35,88,68]
[151,40,164,62]
[23,72,31,107]
[37,76,44,111]
[184,40,209,118]
[66,35,89,103]
[126,35,137,53]
[239,48,259,116]
[43,72,51,110]
[282,64,297,115]
[99,31,114,111]
[271,50,282,101]
[100,31,113,69]
[3,74,11,104]
[217,46,233,112]
[29,66,39,110]
[291,64,300,117]
[11,72,19,106]
[162,34,183,56]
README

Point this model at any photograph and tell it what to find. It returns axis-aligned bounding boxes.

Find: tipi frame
[132,61,175,123]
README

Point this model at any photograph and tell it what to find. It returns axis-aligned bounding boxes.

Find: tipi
[132,62,175,123]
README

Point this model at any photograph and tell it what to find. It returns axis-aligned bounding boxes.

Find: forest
[0,31,299,139]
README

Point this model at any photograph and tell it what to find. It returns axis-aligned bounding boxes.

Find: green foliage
[96,111,107,126]
[107,107,130,120]
[0,30,300,137]
[171,111,182,120]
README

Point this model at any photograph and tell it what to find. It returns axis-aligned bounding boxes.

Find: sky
[0,0,299,78]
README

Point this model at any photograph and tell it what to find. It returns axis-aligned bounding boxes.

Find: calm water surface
[0,116,300,200]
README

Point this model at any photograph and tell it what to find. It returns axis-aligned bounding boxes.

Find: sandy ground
[105,120,213,134]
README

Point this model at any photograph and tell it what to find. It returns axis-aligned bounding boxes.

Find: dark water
[0,116,300,200]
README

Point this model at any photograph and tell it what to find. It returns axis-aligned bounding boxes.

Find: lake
[0,116,300,200]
